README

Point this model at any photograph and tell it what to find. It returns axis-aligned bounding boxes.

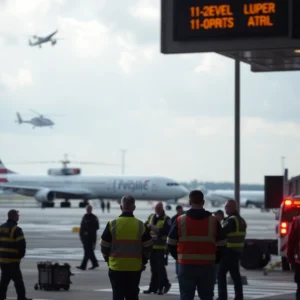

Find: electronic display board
[173,0,289,41]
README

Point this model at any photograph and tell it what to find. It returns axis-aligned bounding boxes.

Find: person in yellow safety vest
[100,195,153,300]
[0,209,32,300]
[217,200,247,300]
[143,202,172,295]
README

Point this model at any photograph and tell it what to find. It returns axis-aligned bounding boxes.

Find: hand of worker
[150,225,159,232]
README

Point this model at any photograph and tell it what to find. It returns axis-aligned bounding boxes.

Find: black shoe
[76,266,86,270]
[89,265,99,270]
[143,290,155,294]
[164,283,171,294]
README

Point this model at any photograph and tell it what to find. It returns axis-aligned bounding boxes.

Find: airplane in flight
[205,189,264,208]
[28,29,61,48]
[16,110,56,128]
[0,159,189,208]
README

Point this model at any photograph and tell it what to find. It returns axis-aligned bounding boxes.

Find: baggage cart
[34,261,74,291]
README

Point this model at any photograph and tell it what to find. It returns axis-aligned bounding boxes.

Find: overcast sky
[1,0,300,184]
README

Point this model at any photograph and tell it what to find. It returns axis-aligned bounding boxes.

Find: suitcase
[34,261,74,291]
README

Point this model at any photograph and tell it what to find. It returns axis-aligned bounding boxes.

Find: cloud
[0,0,300,184]
[0,68,33,90]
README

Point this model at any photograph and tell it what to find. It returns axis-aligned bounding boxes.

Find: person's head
[189,190,205,208]
[225,200,237,215]
[8,209,19,222]
[120,195,136,213]
[176,205,184,216]
[86,205,93,214]
[214,210,224,221]
[155,202,164,216]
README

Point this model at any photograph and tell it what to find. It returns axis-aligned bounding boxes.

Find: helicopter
[16,110,61,129]
[7,154,121,176]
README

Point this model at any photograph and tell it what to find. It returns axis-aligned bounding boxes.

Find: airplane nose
[179,186,189,198]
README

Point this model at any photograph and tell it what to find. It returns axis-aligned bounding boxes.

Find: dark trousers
[294,263,300,300]
[0,263,26,300]
[80,241,98,269]
[148,249,170,292]
[217,250,243,300]
[178,263,215,300]
[109,268,142,300]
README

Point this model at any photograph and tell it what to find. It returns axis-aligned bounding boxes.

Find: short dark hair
[8,209,18,219]
[176,205,183,210]
[214,210,224,216]
[189,190,204,204]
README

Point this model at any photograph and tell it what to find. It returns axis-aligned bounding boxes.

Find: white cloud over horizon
[1,0,300,184]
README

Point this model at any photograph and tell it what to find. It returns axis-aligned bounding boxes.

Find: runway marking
[94,280,296,299]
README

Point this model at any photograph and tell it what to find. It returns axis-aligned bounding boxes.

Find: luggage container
[34,261,74,291]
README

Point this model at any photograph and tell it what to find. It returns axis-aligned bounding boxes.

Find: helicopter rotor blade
[30,109,41,116]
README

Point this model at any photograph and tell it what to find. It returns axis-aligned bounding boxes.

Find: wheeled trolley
[34,261,74,291]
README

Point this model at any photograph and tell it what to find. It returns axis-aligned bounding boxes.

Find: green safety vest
[149,214,168,250]
[225,215,246,251]
[108,217,145,271]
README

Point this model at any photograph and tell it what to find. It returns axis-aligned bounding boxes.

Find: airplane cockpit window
[167,182,179,186]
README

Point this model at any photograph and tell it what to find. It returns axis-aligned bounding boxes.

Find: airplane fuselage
[3,174,188,201]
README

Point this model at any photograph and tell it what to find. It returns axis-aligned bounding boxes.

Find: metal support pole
[234,59,240,213]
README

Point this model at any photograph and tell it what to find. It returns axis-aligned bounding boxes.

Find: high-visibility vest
[176,214,217,265]
[149,214,168,250]
[0,222,24,263]
[225,215,246,250]
[108,217,144,271]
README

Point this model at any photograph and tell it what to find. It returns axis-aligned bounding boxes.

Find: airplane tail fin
[0,159,16,183]
[16,112,23,124]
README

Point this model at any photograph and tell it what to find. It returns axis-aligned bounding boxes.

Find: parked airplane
[16,110,56,128]
[28,29,61,48]
[0,159,189,208]
[205,189,264,208]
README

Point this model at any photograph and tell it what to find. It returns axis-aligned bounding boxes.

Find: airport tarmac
[0,200,296,300]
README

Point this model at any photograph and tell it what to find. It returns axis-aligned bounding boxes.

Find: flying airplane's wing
[45,30,58,40]
[0,183,92,198]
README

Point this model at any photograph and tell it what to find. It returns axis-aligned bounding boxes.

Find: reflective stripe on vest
[177,214,217,265]
[226,216,246,249]
[0,225,21,263]
[149,214,167,250]
[108,217,144,271]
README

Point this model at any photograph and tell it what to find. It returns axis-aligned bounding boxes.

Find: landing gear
[60,199,71,208]
[42,202,55,208]
[79,199,89,208]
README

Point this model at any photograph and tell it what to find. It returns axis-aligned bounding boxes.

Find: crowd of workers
[2,190,300,300]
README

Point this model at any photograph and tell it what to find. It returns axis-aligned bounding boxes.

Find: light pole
[120,149,127,175]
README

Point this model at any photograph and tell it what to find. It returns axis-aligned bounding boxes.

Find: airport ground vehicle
[240,196,300,271]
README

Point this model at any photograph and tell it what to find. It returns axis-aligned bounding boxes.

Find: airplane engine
[51,39,57,45]
[34,189,55,203]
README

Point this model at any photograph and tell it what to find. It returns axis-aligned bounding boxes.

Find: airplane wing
[45,30,58,40]
[0,183,92,198]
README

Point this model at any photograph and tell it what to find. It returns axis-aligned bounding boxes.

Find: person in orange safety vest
[167,190,226,300]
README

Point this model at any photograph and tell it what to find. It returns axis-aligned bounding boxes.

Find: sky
[0,0,300,184]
